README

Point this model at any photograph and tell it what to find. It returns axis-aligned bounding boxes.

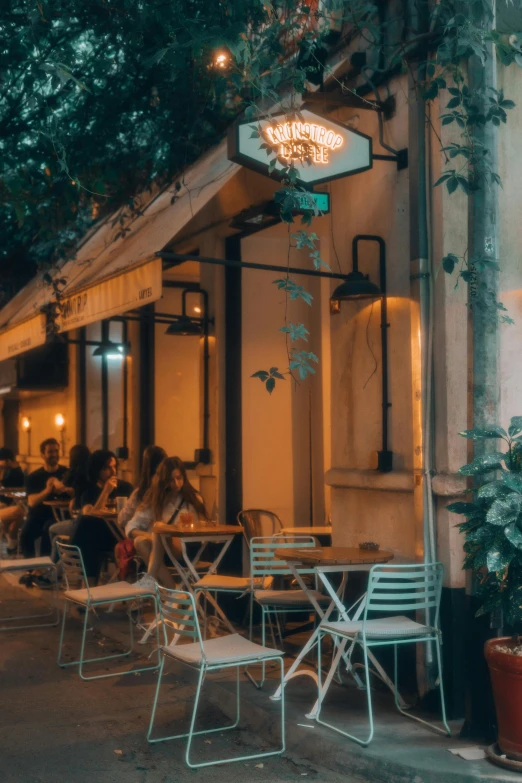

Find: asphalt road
[0,589,343,783]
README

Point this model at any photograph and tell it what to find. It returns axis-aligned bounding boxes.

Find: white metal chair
[0,556,59,630]
[249,536,329,687]
[316,562,451,745]
[147,585,285,768]
[56,542,160,680]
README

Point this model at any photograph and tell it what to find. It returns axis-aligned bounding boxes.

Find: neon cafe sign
[228,108,374,187]
[264,120,344,165]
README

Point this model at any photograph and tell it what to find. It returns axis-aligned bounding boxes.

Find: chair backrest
[364,562,444,627]
[238,509,282,543]
[156,585,204,651]
[56,542,88,593]
[250,535,318,582]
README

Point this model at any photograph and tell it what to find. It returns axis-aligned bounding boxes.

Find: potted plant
[448,417,522,760]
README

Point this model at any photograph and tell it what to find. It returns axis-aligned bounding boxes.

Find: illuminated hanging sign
[228,108,372,186]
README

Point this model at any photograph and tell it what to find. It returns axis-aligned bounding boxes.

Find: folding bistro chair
[249,536,330,687]
[56,542,160,680]
[316,562,451,746]
[147,585,285,768]
[0,556,59,630]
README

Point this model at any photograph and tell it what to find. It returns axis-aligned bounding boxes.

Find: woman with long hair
[118,445,167,530]
[129,456,208,589]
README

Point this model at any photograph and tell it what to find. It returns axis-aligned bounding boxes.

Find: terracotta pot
[485,637,522,760]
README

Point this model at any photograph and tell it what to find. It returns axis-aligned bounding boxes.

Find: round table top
[168,523,242,538]
[275,546,394,567]
[43,499,71,508]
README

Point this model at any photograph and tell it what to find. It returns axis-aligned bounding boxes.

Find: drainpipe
[408,56,437,694]
[461,0,500,741]
[408,68,436,569]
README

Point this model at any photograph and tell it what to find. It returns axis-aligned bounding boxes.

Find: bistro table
[43,499,71,523]
[140,523,243,643]
[270,546,403,718]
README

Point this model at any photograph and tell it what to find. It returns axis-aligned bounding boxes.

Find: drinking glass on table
[178,510,195,529]
[116,496,127,514]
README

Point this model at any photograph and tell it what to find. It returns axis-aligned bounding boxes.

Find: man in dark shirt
[0,448,26,552]
[0,448,25,489]
[20,438,69,558]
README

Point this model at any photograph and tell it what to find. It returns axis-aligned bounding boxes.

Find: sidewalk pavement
[1,575,518,783]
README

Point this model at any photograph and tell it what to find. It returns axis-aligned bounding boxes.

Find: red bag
[115,538,136,580]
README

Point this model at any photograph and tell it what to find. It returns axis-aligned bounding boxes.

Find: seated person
[70,450,133,581]
[117,444,167,532]
[133,456,208,590]
[48,444,91,563]
[20,438,69,558]
[0,448,26,554]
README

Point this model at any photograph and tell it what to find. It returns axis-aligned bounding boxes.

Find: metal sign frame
[227,108,374,186]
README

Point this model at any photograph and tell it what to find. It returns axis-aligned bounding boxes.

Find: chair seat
[254,588,330,607]
[322,615,432,639]
[0,556,54,572]
[194,574,270,591]
[163,633,283,665]
[64,580,155,605]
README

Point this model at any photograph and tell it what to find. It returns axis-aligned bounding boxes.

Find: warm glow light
[21,416,31,432]
[193,306,202,314]
[214,51,229,69]
[55,413,65,430]
[263,121,344,165]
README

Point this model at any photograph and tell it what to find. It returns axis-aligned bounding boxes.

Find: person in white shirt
[130,456,208,589]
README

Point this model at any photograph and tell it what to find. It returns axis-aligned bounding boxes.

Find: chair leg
[392,638,451,737]
[147,657,166,741]
[57,600,70,667]
[435,636,451,737]
[185,660,284,768]
[58,598,160,680]
[246,606,267,689]
[315,635,374,746]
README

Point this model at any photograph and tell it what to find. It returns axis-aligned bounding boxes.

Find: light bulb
[21,417,31,432]
[55,413,65,430]
[214,52,229,69]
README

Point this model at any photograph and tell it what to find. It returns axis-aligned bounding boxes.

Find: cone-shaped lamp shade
[92,341,127,357]
[165,316,203,336]
[330,270,382,301]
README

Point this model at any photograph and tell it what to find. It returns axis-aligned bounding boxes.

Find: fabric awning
[56,257,162,333]
[0,140,239,358]
[0,313,47,362]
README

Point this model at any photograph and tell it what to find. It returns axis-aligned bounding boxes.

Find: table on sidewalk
[140,524,243,643]
[280,526,332,544]
[43,499,71,523]
[270,546,403,718]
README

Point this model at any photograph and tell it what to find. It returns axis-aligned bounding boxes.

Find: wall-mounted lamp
[330,235,392,473]
[21,416,31,457]
[92,341,128,359]
[55,413,66,454]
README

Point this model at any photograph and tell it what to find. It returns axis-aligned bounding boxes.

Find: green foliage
[251,366,286,394]
[450,417,522,625]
